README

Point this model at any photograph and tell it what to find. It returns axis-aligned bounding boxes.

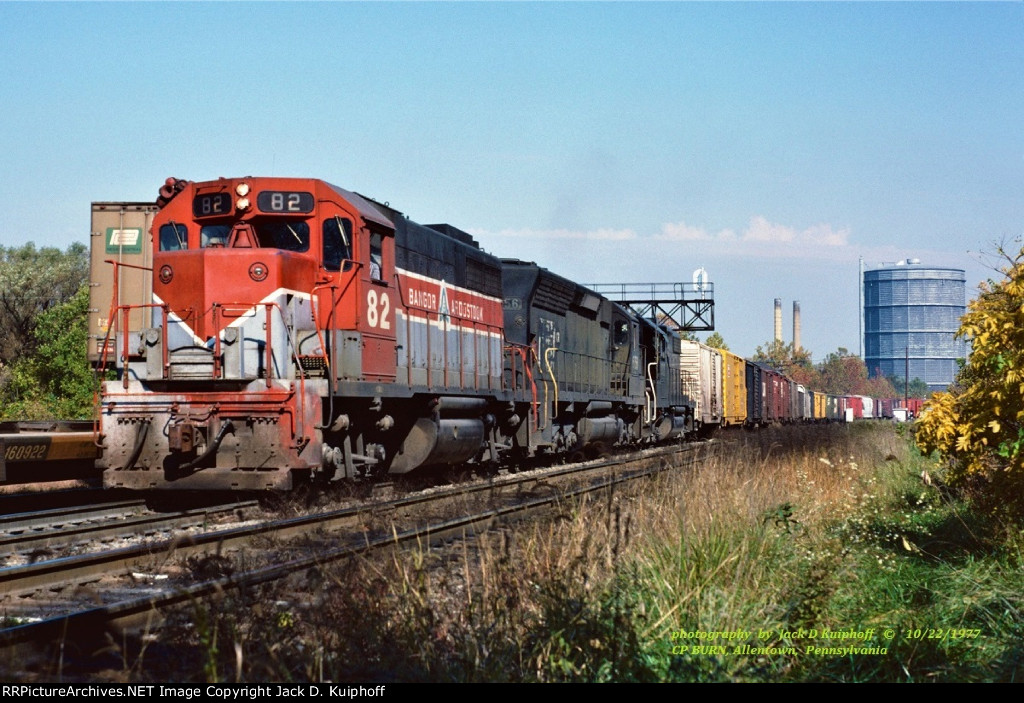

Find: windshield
[159,223,189,251]
[198,221,310,252]
[254,221,309,251]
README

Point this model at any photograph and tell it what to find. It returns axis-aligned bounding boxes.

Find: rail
[0,441,711,653]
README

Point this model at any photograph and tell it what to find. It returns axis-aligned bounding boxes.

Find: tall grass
[26,423,1024,682]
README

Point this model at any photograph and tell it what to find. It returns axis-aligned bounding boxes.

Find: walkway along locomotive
[96,177,704,489]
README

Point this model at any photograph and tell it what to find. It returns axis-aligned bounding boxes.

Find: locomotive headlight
[235,183,250,196]
[249,262,269,282]
[158,265,173,284]
[236,197,250,211]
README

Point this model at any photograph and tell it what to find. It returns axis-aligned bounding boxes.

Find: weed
[11,424,1024,682]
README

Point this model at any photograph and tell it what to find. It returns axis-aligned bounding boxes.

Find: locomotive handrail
[645,361,658,424]
[98,259,156,373]
[543,347,559,424]
[523,345,634,435]
[503,344,539,431]
[99,302,172,390]
[103,297,309,394]
[309,281,341,428]
[310,263,365,425]
[103,259,154,273]
[204,300,305,382]
[94,260,159,444]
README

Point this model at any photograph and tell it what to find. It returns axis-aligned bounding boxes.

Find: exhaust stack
[793,301,801,352]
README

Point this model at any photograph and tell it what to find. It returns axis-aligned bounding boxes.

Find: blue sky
[1,2,1021,359]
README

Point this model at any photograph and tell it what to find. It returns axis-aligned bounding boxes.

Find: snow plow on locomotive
[96,177,707,490]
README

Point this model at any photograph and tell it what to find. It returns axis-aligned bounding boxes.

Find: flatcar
[0,421,99,484]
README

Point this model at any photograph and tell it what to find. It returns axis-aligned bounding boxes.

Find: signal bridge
[588,278,715,332]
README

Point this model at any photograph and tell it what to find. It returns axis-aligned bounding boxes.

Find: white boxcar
[680,340,722,434]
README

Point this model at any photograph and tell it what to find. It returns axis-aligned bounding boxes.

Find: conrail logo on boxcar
[104,227,143,254]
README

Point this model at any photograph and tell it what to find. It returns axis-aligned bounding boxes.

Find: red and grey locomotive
[98,177,693,489]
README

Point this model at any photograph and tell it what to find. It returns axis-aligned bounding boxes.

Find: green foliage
[796,454,1024,682]
[749,341,900,397]
[816,347,898,397]
[0,242,88,365]
[0,242,94,420]
[526,566,658,682]
[704,331,729,351]
[0,284,96,419]
[916,245,1024,508]
[754,339,808,369]
[753,339,818,386]
[763,502,802,534]
[885,375,931,400]
[11,425,1024,682]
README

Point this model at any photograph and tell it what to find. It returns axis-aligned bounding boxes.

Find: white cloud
[745,216,796,243]
[653,216,851,260]
[801,222,849,247]
[657,221,737,242]
[474,227,637,242]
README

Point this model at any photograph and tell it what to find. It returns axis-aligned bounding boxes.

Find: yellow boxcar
[720,348,747,427]
[813,390,827,421]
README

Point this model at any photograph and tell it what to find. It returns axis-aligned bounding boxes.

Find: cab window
[613,318,630,347]
[323,217,353,272]
[254,221,309,252]
[369,231,383,281]
[159,223,189,251]
[200,224,230,248]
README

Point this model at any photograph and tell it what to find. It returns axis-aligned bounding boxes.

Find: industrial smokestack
[774,298,782,342]
[793,301,801,352]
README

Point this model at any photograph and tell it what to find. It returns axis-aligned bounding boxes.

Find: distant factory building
[863,261,967,393]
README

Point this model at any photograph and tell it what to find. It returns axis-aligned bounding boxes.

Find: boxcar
[680,340,722,435]
[720,348,747,427]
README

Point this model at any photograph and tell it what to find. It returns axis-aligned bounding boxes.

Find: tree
[0,243,88,365]
[885,375,931,400]
[814,348,896,397]
[817,348,860,394]
[0,284,97,419]
[704,331,729,351]
[752,339,817,386]
[916,245,1024,505]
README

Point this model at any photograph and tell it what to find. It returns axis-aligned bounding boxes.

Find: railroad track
[0,499,148,535]
[0,440,716,655]
[0,499,260,561]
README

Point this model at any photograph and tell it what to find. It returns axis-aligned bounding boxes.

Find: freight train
[94,177,700,489]
[89,177,916,491]
[676,341,925,432]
